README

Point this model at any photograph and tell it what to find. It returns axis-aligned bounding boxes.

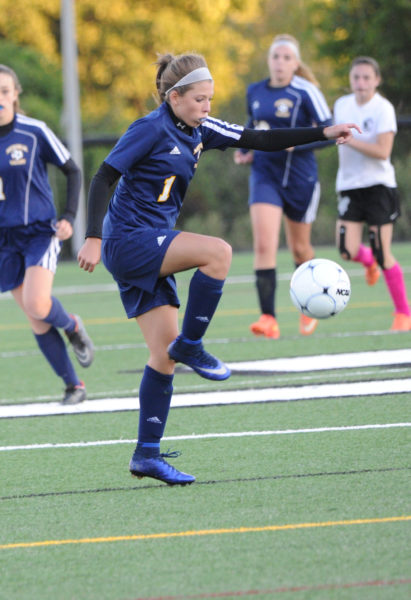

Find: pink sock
[354,244,374,267]
[383,263,411,316]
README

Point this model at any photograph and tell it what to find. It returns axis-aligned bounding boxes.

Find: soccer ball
[290,258,351,319]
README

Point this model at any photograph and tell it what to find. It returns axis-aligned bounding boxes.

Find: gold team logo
[274,98,294,118]
[193,142,203,168]
[6,143,29,166]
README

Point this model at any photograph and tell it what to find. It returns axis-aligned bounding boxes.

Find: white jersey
[334,92,397,191]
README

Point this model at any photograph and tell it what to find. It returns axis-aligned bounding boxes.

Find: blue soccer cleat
[129,450,195,486]
[167,335,231,381]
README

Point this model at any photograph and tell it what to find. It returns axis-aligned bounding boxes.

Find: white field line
[1,422,410,452]
[229,348,411,372]
[2,266,410,300]
[1,377,411,419]
[1,332,410,361]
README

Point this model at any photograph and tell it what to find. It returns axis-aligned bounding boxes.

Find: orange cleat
[250,314,280,339]
[299,314,318,336]
[365,261,380,286]
[390,313,411,331]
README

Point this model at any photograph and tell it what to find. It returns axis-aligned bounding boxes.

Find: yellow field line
[1,515,409,550]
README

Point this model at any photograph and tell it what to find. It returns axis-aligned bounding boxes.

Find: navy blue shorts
[0,221,61,293]
[102,228,181,318]
[248,173,320,223]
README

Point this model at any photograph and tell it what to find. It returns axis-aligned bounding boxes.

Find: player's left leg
[129,305,195,485]
[285,218,318,336]
[160,232,232,380]
[11,271,86,404]
[372,224,411,331]
[249,203,282,338]
[22,264,94,367]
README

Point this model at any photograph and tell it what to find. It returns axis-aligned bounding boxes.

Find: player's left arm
[346,131,394,160]
[289,118,334,152]
[55,158,82,240]
[232,123,361,152]
[38,124,81,240]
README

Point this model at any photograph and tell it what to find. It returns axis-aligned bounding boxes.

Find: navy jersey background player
[234,34,332,340]
[78,52,358,486]
[0,64,94,405]
[245,73,332,205]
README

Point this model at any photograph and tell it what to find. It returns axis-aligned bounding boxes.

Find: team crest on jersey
[6,143,29,166]
[363,117,374,132]
[274,98,293,118]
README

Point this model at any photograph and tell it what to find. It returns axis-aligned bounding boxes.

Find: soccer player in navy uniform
[234,34,333,339]
[78,52,359,485]
[0,65,94,404]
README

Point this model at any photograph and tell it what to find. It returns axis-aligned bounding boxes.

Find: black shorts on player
[337,184,400,225]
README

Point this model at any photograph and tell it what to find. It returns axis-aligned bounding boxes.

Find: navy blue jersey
[0,114,71,228]
[103,103,243,237]
[245,76,331,186]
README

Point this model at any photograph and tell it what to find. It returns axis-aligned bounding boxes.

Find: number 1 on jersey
[0,177,5,201]
[157,175,176,203]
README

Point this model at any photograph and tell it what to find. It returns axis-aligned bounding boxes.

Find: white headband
[269,40,300,61]
[165,67,213,96]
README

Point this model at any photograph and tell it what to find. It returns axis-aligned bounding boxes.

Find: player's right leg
[130,305,195,485]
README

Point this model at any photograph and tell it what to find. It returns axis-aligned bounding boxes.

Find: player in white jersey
[234,34,333,340]
[334,56,411,331]
[78,52,358,486]
[0,65,94,404]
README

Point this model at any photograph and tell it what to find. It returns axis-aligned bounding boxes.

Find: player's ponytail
[0,65,23,113]
[155,53,208,103]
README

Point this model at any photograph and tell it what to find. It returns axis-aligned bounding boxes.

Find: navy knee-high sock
[34,327,80,386]
[136,365,174,456]
[43,296,76,332]
[181,269,225,341]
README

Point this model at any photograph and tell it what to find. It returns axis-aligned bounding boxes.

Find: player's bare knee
[23,296,50,320]
[210,238,232,277]
[149,352,176,375]
[292,245,312,265]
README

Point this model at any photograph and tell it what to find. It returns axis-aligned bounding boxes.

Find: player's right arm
[77,161,120,272]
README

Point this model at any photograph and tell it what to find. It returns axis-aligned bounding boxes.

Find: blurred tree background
[0,0,410,252]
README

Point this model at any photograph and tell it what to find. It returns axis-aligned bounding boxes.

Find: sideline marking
[1,422,410,452]
[1,516,409,550]
[1,378,411,418]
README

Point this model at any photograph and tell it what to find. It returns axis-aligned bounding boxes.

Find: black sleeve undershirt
[232,126,328,151]
[57,158,82,225]
[85,161,121,238]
